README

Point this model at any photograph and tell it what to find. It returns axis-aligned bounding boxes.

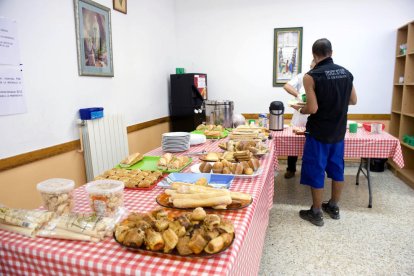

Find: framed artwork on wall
[74,0,114,77]
[113,0,127,14]
[273,27,303,87]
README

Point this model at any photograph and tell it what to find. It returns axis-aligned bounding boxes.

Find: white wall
[175,0,414,115]
[0,0,176,158]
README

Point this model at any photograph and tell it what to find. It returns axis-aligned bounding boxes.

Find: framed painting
[113,0,127,14]
[273,27,303,87]
[74,0,114,77]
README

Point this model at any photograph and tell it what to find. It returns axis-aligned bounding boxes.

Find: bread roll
[212,162,223,174]
[244,167,253,175]
[234,163,244,175]
[248,159,260,171]
[199,162,212,173]
[222,167,231,175]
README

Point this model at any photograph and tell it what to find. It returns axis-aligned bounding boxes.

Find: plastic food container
[36,178,75,215]
[85,180,124,216]
[363,122,385,133]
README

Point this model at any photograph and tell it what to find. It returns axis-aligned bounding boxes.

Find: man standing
[291,38,357,226]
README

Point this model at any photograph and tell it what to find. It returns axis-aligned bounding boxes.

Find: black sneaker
[299,208,324,226]
[322,202,340,219]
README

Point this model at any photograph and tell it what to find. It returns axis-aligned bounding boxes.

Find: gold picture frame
[113,0,127,14]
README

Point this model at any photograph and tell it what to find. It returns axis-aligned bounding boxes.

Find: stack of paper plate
[189,133,206,145]
[162,132,190,152]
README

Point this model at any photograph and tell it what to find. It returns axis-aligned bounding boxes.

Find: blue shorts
[300,134,344,189]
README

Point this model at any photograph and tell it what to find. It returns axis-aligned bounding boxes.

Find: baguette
[172,195,232,208]
[171,190,230,200]
[230,191,252,201]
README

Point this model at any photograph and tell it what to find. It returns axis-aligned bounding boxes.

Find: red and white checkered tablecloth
[272,127,404,169]
[0,139,276,276]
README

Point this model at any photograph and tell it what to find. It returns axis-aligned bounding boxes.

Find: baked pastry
[176,236,192,255]
[205,152,219,162]
[234,163,244,175]
[212,162,223,174]
[244,167,253,175]
[162,229,178,253]
[222,167,231,174]
[188,234,208,254]
[120,152,143,166]
[145,228,164,251]
[199,162,212,173]
[248,159,260,171]
[191,207,207,221]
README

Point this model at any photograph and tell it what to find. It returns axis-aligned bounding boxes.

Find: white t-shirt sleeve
[287,73,303,91]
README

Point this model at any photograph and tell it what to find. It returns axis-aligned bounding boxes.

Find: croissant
[124,229,145,247]
[188,233,208,254]
[204,235,224,254]
[144,229,164,251]
[176,236,193,256]
[157,157,168,168]
[162,229,178,253]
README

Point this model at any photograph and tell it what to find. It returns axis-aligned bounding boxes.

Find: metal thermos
[204,100,234,128]
[269,101,284,131]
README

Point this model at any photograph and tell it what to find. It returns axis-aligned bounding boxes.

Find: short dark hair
[312,38,332,57]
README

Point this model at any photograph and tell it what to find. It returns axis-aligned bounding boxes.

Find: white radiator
[80,114,129,182]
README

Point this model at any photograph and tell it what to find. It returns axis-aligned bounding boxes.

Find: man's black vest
[306,57,354,143]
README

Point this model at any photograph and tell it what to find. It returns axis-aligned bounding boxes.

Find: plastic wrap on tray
[0,206,55,237]
[37,213,118,242]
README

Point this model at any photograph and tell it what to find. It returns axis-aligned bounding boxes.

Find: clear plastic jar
[36,178,75,215]
[85,180,124,217]
[259,113,268,128]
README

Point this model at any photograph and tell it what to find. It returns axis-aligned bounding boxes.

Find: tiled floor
[259,163,414,275]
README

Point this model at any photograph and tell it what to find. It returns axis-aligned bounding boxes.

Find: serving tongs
[186,150,207,156]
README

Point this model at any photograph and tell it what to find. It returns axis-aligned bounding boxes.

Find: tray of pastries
[191,159,262,178]
[113,207,235,257]
[156,181,252,210]
[192,124,229,139]
[95,168,165,190]
[119,153,192,173]
[218,140,269,157]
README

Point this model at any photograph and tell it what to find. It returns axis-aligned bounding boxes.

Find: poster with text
[0,18,21,65]
[0,68,26,115]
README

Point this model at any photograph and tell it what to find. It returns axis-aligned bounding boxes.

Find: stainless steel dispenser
[269,101,284,131]
[204,100,234,128]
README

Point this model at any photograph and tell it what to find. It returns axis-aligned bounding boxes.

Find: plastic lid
[85,180,124,195]
[36,178,75,193]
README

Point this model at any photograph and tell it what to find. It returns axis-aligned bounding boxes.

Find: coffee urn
[269,101,284,131]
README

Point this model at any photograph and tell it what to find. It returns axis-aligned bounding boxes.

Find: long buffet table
[272,127,405,207]
[0,139,276,275]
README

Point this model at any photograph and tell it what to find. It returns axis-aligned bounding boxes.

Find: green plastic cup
[349,123,358,133]
[301,94,307,102]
